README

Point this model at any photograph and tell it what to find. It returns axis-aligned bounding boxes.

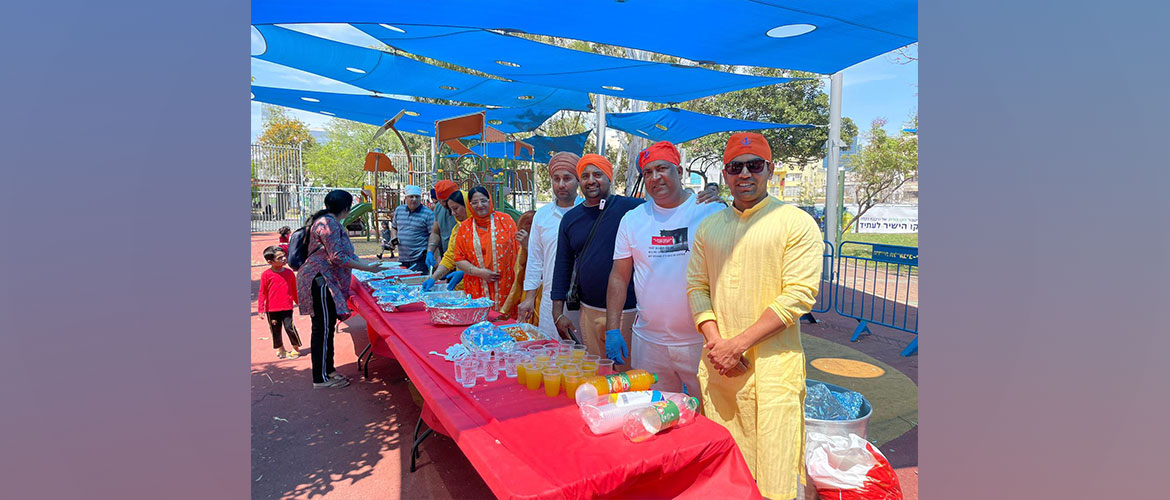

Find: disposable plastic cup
[562,368,583,400]
[483,355,500,382]
[474,352,491,379]
[542,367,563,397]
[584,354,601,364]
[534,352,551,364]
[558,339,576,349]
[455,359,478,388]
[581,362,599,378]
[597,359,615,375]
[524,362,544,390]
[503,352,520,378]
[570,345,588,360]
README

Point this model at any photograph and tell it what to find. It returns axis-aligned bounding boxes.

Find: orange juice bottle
[573,369,658,404]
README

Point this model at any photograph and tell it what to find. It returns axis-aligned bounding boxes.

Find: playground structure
[432,112,535,222]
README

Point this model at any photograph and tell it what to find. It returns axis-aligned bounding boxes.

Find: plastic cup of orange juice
[542,366,563,397]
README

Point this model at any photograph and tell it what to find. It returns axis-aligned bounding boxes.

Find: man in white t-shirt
[516,152,583,338]
[605,141,725,395]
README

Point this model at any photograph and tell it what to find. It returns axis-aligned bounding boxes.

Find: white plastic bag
[805,432,903,500]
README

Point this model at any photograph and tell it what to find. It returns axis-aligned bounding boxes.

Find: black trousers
[265,310,301,349]
[310,275,338,384]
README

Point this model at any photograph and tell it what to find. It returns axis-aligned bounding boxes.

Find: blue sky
[250,25,917,144]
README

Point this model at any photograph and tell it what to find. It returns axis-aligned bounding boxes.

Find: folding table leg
[410,415,435,473]
[356,344,371,372]
[363,349,375,379]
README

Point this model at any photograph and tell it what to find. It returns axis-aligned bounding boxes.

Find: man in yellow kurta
[687,132,823,499]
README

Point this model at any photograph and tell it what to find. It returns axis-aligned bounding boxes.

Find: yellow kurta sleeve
[440,223,460,270]
[687,217,718,328]
[766,213,823,326]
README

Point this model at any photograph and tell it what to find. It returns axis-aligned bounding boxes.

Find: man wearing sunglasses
[686,132,824,499]
[603,141,725,398]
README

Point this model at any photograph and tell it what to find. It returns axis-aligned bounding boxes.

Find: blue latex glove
[425,251,436,268]
[421,278,436,292]
[446,270,464,290]
[604,329,628,365]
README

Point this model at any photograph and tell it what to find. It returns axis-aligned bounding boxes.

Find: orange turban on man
[577,153,614,180]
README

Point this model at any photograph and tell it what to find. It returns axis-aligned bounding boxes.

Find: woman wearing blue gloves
[421,190,468,292]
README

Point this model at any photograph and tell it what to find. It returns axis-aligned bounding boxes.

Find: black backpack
[286,223,318,271]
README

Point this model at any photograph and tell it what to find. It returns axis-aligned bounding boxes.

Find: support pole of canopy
[825,72,843,248]
[595,94,607,156]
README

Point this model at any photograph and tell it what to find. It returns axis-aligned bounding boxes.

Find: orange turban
[577,154,613,181]
[637,141,681,170]
[547,152,580,179]
[723,132,772,164]
[433,180,459,201]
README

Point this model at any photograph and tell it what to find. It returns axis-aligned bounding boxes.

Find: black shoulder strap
[575,194,614,274]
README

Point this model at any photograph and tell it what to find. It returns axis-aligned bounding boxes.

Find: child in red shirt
[259,245,302,359]
[277,226,292,254]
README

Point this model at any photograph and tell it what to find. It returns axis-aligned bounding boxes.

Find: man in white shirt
[605,141,725,395]
[517,152,583,338]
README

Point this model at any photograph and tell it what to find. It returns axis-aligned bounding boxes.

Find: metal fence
[251,144,303,232]
[250,143,432,232]
[831,242,919,356]
[811,240,835,314]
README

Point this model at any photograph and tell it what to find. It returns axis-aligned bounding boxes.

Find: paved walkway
[250,232,917,499]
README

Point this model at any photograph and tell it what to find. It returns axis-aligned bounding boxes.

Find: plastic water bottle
[578,391,667,435]
[574,370,658,406]
[621,394,700,442]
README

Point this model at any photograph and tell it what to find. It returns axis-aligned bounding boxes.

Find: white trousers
[631,335,703,401]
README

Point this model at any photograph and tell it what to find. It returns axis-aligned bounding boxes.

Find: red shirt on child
[259,267,299,312]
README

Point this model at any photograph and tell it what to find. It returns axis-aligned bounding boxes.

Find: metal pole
[825,72,843,248]
[595,94,607,156]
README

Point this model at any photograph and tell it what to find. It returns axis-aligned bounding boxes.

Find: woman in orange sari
[453,186,519,310]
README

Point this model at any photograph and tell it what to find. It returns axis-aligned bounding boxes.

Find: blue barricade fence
[810,240,834,314]
[828,242,919,356]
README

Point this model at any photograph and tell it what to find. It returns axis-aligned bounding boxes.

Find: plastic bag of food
[805,432,903,500]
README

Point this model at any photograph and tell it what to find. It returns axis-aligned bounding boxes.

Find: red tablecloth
[350,278,762,499]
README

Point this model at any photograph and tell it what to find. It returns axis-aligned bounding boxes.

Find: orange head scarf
[466,186,495,228]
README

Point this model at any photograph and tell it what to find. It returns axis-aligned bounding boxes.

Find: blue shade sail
[606,108,815,144]
[250,86,559,135]
[251,0,917,74]
[352,24,793,104]
[253,24,591,111]
[442,131,591,163]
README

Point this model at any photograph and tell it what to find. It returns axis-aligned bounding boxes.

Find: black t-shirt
[551,195,645,309]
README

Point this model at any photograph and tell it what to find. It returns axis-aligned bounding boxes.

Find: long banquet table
[349,277,762,499]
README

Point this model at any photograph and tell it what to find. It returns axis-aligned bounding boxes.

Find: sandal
[275,349,287,359]
[286,349,301,359]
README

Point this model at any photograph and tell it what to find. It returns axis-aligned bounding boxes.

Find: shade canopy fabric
[352,24,794,104]
[250,85,559,135]
[606,108,815,144]
[253,24,591,111]
[251,0,917,74]
[442,131,590,163]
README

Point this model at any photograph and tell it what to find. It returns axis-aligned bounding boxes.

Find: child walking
[259,245,302,359]
[377,220,396,260]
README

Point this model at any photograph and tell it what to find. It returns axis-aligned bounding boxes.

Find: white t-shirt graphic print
[613,194,724,346]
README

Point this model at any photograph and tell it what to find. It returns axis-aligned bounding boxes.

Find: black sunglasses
[724,159,769,175]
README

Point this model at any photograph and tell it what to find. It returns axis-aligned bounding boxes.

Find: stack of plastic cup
[455,358,478,388]
[597,359,615,375]
[542,366,563,397]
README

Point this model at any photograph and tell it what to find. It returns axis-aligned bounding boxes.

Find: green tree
[839,118,918,236]
[257,105,316,148]
[303,118,429,187]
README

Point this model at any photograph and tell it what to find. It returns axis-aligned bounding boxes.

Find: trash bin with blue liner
[804,379,873,440]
